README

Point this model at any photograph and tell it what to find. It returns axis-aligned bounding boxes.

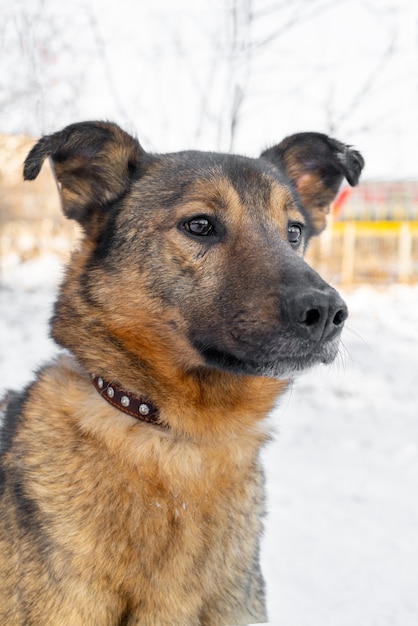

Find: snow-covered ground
[1,257,418,625]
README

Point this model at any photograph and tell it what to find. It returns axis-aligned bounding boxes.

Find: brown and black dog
[0,121,363,625]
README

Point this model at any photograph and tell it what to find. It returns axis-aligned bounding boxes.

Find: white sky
[1,0,417,179]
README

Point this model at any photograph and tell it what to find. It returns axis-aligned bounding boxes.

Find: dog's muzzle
[191,285,348,379]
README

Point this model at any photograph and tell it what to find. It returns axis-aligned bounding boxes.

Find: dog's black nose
[283,288,348,342]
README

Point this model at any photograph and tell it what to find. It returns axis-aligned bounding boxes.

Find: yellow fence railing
[332,220,418,235]
[307,220,418,285]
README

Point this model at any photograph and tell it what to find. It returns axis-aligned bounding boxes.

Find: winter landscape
[1,256,417,625]
[1,0,418,623]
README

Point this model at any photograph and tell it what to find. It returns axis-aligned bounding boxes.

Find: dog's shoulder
[0,386,34,455]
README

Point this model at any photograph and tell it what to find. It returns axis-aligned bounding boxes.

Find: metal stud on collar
[139,403,150,416]
[121,395,130,408]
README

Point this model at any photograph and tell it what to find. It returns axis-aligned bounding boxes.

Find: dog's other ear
[261,132,364,233]
[24,121,145,229]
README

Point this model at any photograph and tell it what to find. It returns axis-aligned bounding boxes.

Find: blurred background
[1,1,418,624]
[1,0,417,283]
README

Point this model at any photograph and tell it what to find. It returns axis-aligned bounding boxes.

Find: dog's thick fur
[0,122,363,625]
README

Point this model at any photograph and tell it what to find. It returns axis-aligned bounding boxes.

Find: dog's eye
[287,223,303,246]
[183,217,215,237]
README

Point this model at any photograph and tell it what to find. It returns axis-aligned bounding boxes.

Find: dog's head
[24,122,363,380]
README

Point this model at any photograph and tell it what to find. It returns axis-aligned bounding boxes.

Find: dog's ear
[261,132,364,233]
[24,121,145,229]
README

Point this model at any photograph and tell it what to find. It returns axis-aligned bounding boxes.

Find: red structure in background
[332,187,351,217]
[331,181,418,221]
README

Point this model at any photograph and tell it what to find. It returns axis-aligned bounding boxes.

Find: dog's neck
[53,298,287,440]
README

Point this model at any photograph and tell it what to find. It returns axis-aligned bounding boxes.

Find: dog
[0,121,363,625]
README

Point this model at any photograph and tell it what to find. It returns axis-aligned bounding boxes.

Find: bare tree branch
[86,7,136,132]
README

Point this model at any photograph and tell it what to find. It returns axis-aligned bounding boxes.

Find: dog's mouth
[193,337,341,379]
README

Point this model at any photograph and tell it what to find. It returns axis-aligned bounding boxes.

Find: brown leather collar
[91,374,160,425]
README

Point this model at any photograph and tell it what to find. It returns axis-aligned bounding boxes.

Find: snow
[1,256,418,625]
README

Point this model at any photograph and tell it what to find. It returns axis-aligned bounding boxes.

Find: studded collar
[91,374,160,425]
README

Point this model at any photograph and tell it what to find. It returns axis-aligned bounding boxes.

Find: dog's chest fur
[3,355,268,622]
